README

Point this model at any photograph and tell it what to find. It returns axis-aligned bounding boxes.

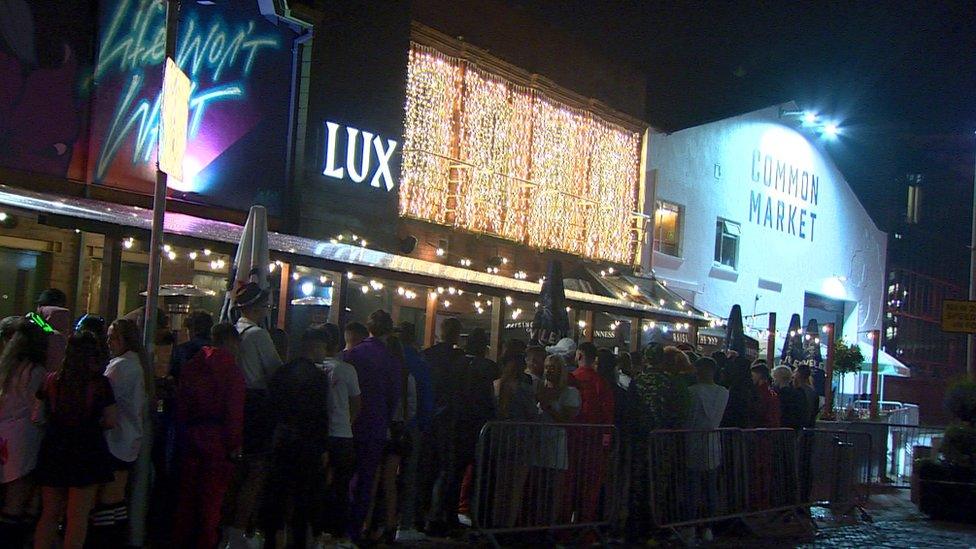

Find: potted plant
[917,379,976,523]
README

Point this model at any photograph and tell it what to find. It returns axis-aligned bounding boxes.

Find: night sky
[530,0,975,280]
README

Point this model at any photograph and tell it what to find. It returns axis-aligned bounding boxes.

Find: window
[653,200,683,256]
[714,219,740,269]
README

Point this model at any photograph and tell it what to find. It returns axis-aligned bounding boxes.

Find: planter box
[918,478,976,523]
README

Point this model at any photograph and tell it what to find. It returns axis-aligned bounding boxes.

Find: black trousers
[322,436,357,537]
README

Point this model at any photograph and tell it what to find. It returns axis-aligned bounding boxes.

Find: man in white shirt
[225,282,282,538]
[318,323,361,543]
[685,357,730,543]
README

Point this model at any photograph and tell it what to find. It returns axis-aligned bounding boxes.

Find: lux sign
[322,121,398,191]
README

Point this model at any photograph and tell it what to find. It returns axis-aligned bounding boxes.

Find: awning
[855,342,910,377]
[586,268,710,322]
[0,184,703,319]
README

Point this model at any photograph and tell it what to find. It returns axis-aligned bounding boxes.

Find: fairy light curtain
[399,44,641,264]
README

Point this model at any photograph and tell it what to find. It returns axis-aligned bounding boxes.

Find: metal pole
[870,329,881,419]
[766,312,776,367]
[823,322,836,421]
[969,131,976,379]
[143,0,180,352]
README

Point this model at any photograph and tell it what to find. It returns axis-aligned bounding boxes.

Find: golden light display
[399,44,641,263]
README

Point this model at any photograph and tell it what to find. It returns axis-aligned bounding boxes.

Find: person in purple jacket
[343,310,403,542]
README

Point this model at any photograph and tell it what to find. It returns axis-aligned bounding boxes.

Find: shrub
[945,379,976,424]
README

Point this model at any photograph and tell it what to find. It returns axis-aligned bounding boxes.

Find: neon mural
[93,0,283,192]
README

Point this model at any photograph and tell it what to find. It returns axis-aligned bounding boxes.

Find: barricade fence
[799,429,873,509]
[645,428,807,530]
[471,424,879,542]
[471,421,619,543]
[817,421,946,487]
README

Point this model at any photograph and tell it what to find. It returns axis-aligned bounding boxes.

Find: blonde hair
[544,354,568,390]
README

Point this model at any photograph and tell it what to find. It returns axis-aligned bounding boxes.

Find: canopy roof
[0,184,706,321]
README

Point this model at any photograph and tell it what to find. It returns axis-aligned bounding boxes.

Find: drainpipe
[264,1,313,234]
[283,29,313,234]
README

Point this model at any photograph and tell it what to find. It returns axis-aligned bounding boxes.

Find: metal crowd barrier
[799,429,873,513]
[471,421,619,546]
[817,421,945,487]
[883,424,945,487]
[645,428,804,531]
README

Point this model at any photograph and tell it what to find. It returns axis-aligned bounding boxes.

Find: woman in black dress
[33,332,118,549]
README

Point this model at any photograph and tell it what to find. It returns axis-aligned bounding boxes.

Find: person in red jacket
[564,342,615,527]
[749,362,780,512]
[571,342,615,424]
[750,363,781,428]
[172,323,246,549]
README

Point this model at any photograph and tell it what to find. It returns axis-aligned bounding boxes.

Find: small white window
[714,219,740,269]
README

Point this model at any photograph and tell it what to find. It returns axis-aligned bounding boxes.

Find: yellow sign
[941,300,976,333]
[159,57,190,183]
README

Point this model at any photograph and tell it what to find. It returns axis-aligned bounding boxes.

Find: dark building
[884,165,971,424]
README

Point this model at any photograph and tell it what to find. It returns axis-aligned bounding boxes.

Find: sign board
[942,299,976,333]
[322,121,399,191]
[159,57,190,183]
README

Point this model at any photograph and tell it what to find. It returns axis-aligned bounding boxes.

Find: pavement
[348,489,976,548]
[699,487,976,548]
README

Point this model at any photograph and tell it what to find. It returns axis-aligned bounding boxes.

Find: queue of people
[0,284,825,548]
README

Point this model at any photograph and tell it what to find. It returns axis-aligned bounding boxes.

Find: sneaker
[702,527,714,542]
[312,532,335,548]
[457,513,472,527]
[395,528,427,542]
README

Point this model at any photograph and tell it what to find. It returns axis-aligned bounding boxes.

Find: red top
[176,346,245,455]
[570,366,615,424]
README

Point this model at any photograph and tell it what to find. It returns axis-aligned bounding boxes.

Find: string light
[399,44,640,263]
[435,247,445,257]
[443,300,451,308]
[123,237,134,249]
[459,258,472,267]
[319,275,328,284]
[203,248,211,256]
[189,251,198,260]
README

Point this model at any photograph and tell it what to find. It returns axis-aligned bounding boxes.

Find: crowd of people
[0,283,824,548]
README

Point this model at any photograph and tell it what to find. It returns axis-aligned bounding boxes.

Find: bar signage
[322,121,398,191]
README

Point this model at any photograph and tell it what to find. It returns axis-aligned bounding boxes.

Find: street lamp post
[969,131,976,380]
[143,0,181,353]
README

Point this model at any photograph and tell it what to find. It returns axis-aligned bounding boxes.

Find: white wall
[644,104,887,344]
